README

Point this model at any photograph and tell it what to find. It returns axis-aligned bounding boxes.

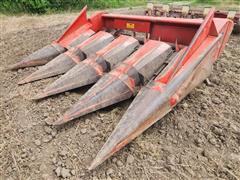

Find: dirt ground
[1,8,240,180]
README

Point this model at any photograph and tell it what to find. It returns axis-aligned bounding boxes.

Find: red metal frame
[53,6,204,48]
[152,9,234,107]
[12,6,235,170]
[47,7,234,107]
[55,6,105,47]
[55,6,234,50]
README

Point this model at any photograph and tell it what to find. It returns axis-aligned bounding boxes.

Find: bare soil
[0,8,240,180]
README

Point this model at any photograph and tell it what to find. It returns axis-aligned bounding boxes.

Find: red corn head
[8,6,98,70]
[89,8,234,170]
[54,40,173,125]
[34,35,139,99]
[18,31,114,84]
[8,5,234,171]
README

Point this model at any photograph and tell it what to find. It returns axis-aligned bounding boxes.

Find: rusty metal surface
[54,40,172,125]
[68,29,95,48]
[89,33,224,170]
[88,9,234,170]
[33,35,139,99]
[18,53,76,85]
[18,31,114,84]
[77,31,114,58]
[58,74,134,124]
[8,43,66,70]
[8,11,95,70]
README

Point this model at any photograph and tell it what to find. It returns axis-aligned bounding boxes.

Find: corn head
[9,6,234,170]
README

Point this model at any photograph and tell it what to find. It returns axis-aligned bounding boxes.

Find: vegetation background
[0,0,146,14]
[0,0,239,14]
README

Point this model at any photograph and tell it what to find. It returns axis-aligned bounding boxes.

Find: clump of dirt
[1,9,240,180]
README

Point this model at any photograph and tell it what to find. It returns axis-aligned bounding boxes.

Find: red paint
[156,8,216,85]
[156,47,187,84]
[89,11,105,32]
[58,23,93,48]
[82,59,104,76]
[169,97,177,106]
[64,50,82,64]
[45,7,233,99]
[150,8,233,109]
[126,40,163,66]
[56,6,88,47]
[110,64,130,77]
[103,14,203,25]
[50,6,235,54]
[114,19,151,32]
[151,85,162,92]
[103,15,200,45]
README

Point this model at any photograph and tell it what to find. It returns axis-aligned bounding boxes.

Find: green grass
[0,0,239,15]
[193,0,240,7]
[0,0,146,15]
